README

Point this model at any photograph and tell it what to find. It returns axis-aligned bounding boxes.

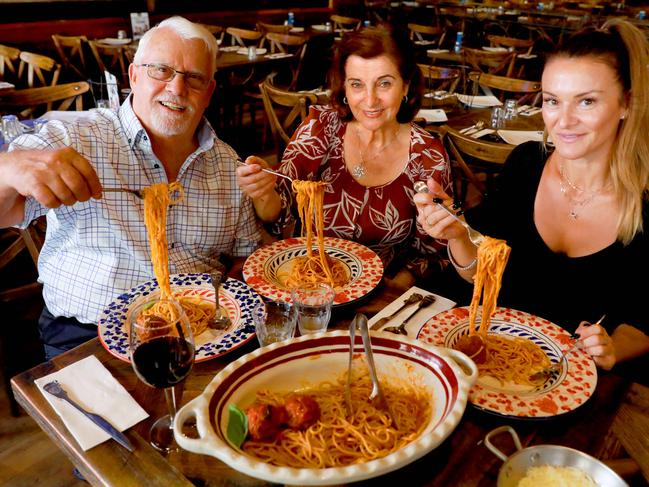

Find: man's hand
[1,147,102,209]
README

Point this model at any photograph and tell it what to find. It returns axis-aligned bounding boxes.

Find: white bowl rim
[174,330,478,485]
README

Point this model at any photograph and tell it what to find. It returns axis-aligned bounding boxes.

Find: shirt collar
[118,95,216,152]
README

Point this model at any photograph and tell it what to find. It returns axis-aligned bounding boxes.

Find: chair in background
[257,22,292,36]
[0,44,20,82]
[0,218,45,303]
[200,24,225,44]
[51,34,89,80]
[0,80,89,118]
[462,47,516,77]
[468,71,541,104]
[88,40,129,87]
[17,51,61,88]
[330,15,361,32]
[487,34,535,78]
[418,64,461,94]
[408,23,446,48]
[224,27,264,47]
[443,125,514,207]
[259,79,318,162]
[264,33,308,90]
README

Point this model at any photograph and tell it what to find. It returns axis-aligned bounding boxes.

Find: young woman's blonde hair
[546,18,649,244]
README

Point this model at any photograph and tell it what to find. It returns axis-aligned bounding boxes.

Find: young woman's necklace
[558,162,610,219]
[351,125,401,179]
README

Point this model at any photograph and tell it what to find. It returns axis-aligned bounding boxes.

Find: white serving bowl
[174,330,477,485]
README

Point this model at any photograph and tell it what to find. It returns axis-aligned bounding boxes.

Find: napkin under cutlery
[35,355,148,451]
[368,286,455,337]
[416,108,448,123]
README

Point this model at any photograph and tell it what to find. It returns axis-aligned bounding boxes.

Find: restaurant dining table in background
[10,279,649,486]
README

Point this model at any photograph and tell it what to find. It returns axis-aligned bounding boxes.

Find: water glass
[490,107,504,129]
[252,301,297,346]
[117,30,128,39]
[291,283,335,335]
[504,99,518,120]
[247,46,256,59]
[2,115,24,145]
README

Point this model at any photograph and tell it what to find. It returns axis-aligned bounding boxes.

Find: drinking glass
[252,300,297,346]
[504,99,518,120]
[128,298,195,453]
[490,107,504,129]
[291,283,335,335]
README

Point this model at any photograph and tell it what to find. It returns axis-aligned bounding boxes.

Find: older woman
[415,19,649,371]
[238,27,453,290]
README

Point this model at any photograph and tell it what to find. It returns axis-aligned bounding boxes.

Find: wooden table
[11,282,648,486]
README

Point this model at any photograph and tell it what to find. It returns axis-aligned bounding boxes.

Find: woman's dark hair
[329,25,423,123]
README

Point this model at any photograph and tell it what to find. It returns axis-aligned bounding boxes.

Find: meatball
[285,394,321,430]
[246,403,287,441]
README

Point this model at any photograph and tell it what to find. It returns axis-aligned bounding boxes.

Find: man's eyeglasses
[137,63,210,90]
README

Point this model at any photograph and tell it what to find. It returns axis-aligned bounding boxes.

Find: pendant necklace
[558,162,610,219]
[351,124,401,179]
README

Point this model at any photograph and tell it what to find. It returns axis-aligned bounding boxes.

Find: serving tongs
[346,314,398,429]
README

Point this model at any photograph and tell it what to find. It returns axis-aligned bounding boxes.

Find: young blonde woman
[415,18,649,371]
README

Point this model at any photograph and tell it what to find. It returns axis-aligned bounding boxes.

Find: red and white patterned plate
[417,307,598,418]
[242,237,384,306]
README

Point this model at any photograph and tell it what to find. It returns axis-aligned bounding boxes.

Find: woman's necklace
[558,162,610,219]
[351,125,401,179]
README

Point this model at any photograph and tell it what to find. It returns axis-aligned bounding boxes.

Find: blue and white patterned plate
[98,273,263,363]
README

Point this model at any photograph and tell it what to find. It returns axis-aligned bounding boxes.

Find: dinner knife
[43,380,134,452]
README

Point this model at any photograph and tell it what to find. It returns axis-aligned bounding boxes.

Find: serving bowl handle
[174,394,222,453]
[445,348,479,385]
[484,425,523,462]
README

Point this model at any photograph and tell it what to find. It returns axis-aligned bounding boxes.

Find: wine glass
[128,297,195,453]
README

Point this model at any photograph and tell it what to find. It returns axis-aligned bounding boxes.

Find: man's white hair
[133,16,218,75]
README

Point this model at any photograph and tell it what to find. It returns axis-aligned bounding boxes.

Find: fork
[102,187,144,199]
[344,318,356,418]
[384,295,436,336]
[235,159,293,182]
[209,271,232,330]
[370,293,424,331]
[459,120,485,136]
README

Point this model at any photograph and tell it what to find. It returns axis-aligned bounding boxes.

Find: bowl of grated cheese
[485,426,628,487]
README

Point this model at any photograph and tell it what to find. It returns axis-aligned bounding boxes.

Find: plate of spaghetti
[98,273,263,363]
[417,306,598,418]
[173,330,477,485]
[242,236,383,305]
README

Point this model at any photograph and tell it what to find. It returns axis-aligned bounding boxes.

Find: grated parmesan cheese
[518,465,598,487]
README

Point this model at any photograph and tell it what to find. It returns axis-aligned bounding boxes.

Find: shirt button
[170,242,175,249]
[154,164,160,169]
[143,135,148,141]
[127,138,131,143]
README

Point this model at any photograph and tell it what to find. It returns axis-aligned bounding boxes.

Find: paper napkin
[368,286,455,337]
[456,94,502,108]
[35,355,148,451]
[416,108,448,123]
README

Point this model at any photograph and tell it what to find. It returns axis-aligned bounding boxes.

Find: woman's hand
[413,179,468,241]
[236,155,277,200]
[575,321,616,370]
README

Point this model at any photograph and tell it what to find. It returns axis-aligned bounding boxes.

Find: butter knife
[43,380,134,451]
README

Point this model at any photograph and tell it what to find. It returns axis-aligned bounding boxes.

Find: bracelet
[447,246,477,272]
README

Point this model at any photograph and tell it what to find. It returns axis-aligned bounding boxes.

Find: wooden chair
[0,44,20,82]
[443,125,514,207]
[200,24,225,44]
[88,40,129,87]
[259,79,318,162]
[408,23,446,48]
[487,35,535,77]
[330,15,361,32]
[462,47,516,77]
[0,81,89,119]
[257,22,292,36]
[264,33,308,90]
[418,64,461,93]
[51,34,89,80]
[224,27,263,47]
[0,218,45,304]
[468,71,541,104]
[17,51,61,88]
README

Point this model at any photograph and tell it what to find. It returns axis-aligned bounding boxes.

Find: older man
[0,17,261,359]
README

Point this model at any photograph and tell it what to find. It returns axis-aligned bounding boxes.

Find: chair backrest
[225,27,264,47]
[257,22,292,35]
[468,71,541,103]
[51,34,89,80]
[418,64,461,93]
[331,15,361,32]
[463,47,516,76]
[0,81,89,118]
[259,79,317,160]
[408,23,446,47]
[88,40,129,87]
[0,44,20,81]
[264,33,309,90]
[17,51,61,88]
[487,35,533,54]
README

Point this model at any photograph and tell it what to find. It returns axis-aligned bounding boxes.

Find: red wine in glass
[129,297,195,453]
